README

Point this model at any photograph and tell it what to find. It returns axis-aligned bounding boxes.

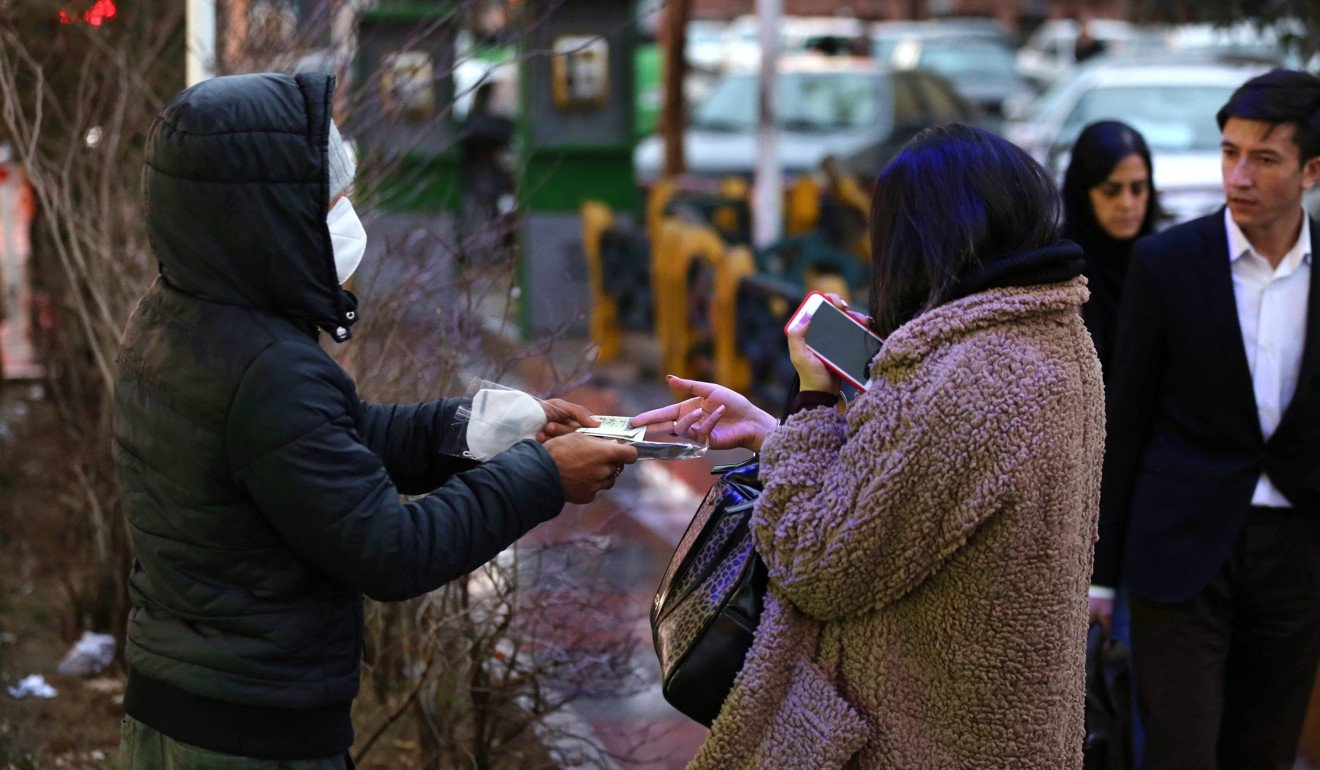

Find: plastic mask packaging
[463,388,547,461]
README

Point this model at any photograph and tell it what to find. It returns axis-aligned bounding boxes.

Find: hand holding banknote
[576,412,710,460]
[537,398,600,442]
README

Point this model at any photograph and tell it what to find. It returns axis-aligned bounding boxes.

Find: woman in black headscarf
[1063,120,1164,380]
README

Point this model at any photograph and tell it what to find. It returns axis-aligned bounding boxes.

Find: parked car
[634,57,974,186]
[717,15,868,72]
[1005,58,1271,224]
[686,19,730,74]
[1164,20,1314,69]
[1016,19,1165,89]
[871,21,1034,124]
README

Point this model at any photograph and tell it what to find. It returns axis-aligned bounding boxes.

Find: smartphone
[784,292,884,391]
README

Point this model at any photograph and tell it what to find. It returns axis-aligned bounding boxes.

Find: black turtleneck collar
[947,240,1087,302]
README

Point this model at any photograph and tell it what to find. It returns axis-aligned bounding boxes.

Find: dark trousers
[120,716,355,770]
[1130,507,1320,770]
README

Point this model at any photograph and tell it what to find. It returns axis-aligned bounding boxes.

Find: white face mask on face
[327,197,367,284]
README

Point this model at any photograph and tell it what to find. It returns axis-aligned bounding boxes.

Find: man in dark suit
[1091,69,1320,770]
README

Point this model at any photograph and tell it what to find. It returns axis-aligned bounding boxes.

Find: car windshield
[919,39,1019,84]
[691,72,885,131]
[1055,84,1235,152]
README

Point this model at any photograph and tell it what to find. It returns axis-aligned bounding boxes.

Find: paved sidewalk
[515,344,752,768]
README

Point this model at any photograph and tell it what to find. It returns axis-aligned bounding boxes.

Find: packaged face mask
[327,197,367,284]
[464,388,547,461]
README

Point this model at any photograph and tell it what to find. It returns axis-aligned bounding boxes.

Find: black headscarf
[1061,121,1163,380]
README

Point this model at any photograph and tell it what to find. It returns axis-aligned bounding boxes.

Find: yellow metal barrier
[713,245,756,394]
[581,200,620,363]
[646,178,678,248]
[804,269,851,304]
[652,219,727,383]
[786,175,821,236]
[712,177,749,239]
[829,168,872,261]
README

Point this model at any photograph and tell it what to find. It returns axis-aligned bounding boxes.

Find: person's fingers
[690,404,726,443]
[557,399,598,427]
[846,309,872,326]
[541,399,592,428]
[540,422,576,439]
[630,402,682,428]
[822,292,848,310]
[613,444,639,465]
[786,312,810,339]
[675,407,705,435]
[786,327,813,359]
[541,399,569,423]
[665,374,719,398]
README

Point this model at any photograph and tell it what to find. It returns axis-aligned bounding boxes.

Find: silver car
[634,58,972,186]
[872,21,1035,124]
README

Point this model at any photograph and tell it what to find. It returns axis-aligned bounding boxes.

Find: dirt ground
[0,386,429,770]
[0,384,122,769]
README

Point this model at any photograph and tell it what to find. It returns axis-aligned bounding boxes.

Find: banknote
[576,415,646,443]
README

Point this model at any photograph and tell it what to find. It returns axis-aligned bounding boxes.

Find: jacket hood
[143,72,358,342]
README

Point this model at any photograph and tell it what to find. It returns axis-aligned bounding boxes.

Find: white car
[718,15,867,72]
[1016,19,1165,89]
[1005,58,1273,224]
[687,20,730,73]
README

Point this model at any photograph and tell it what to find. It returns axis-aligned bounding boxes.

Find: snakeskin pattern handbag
[650,456,766,726]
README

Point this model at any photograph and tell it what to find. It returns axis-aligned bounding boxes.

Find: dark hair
[1062,120,1162,244]
[868,123,1061,336]
[1216,68,1320,163]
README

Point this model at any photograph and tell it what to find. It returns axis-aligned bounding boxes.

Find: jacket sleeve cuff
[789,391,839,415]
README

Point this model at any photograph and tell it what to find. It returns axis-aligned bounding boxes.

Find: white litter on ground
[56,630,116,676]
[7,674,57,699]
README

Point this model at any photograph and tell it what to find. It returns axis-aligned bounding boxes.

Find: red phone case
[784,292,882,391]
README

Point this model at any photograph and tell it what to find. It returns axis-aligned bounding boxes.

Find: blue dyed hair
[867,123,1061,336]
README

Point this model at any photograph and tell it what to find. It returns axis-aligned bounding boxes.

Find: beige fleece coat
[690,278,1105,770]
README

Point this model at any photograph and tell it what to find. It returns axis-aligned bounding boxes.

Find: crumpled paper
[8,674,57,699]
[56,630,116,677]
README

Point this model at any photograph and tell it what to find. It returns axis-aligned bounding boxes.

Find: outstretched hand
[629,375,777,453]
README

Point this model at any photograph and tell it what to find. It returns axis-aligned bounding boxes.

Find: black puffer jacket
[113,73,564,759]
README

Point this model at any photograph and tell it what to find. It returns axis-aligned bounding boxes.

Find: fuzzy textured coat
[690,278,1105,770]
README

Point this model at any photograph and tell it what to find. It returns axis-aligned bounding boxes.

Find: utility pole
[660,0,691,176]
[187,0,216,87]
[752,0,781,247]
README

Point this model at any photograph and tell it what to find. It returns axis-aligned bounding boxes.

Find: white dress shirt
[1225,207,1312,508]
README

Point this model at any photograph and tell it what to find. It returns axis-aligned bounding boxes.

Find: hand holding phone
[785,292,883,392]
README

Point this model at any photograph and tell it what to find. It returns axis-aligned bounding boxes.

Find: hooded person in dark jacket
[113,73,637,767]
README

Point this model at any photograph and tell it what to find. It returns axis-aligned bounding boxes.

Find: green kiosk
[351,2,462,293]
[517,0,637,336]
